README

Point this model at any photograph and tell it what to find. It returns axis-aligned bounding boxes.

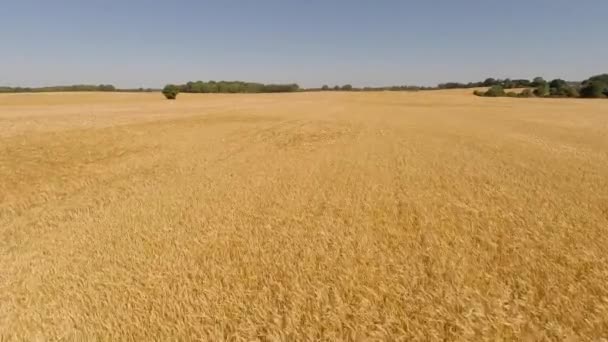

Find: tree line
[314,84,432,91]
[177,81,300,93]
[162,81,300,99]
[0,84,117,93]
[438,78,534,90]
[163,81,437,98]
[473,74,608,99]
[3,74,607,100]
[0,85,159,93]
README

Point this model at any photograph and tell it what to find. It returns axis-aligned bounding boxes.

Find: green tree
[564,87,579,98]
[484,85,506,97]
[549,79,566,89]
[162,84,179,100]
[531,77,547,88]
[581,74,608,98]
[548,79,577,97]
[502,79,515,89]
[586,74,608,84]
[482,78,497,87]
[519,89,534,98]
[342,84,353,91]
[580,81,607,98]
[321,85,329,90]
[202,82,218,93]
[513,79,532,87]
[533,83,549,97]
[98,84,116,91]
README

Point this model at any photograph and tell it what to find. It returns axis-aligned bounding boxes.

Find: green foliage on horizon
[472,73,606,99]
[484,85,506,97]
[533,83,550,97]
[0,84,117,93]
[531,77,547,88]
[178,81,299,94]
[579,74,608,98]
[519,89,534,98]
[439,78,531,90]
[580,81,607,98]
[586,74,608,84]
[547,79,579,97]
[162,84,180,100]
[315,84,430,91]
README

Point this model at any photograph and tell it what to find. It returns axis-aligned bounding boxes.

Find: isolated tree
[342,84,353,91]
[162,84,180,100]
[333,85,340,90]
[483,85,506,97]
[321,85,329,90]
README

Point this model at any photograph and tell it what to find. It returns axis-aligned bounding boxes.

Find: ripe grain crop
[1,90,607,340]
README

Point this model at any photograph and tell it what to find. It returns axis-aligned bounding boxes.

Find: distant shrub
[162,84,180,100]
[263,83,300,93]
[533,83,549,97]
[484,85,506,97]
[473,90,485,97]
[549,79,568,90]
[98,84,116,91]
[585,74,608,85]
[550,86,579,98]
[564,87,580,98]
[519,89,534,98]
[531,77,547,88]
[580,81,607,98]
[547,79,579,97]
[341,84,353,91]
[321,85,329,90]
[506,91,518,97]
[482,78,498,87]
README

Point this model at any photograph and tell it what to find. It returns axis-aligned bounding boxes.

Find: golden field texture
[1,90,607,340]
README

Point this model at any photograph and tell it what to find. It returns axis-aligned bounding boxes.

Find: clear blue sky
[1,0,606,88]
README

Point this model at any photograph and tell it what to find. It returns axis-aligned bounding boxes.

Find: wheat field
[1,90,607,340]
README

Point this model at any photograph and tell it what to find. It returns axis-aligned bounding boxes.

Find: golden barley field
[1,90,607,340]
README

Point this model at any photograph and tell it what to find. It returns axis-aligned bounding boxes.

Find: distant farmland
[1,90,607,340]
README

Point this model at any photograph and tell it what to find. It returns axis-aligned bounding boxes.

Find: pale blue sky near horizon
[1,0,606,88]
